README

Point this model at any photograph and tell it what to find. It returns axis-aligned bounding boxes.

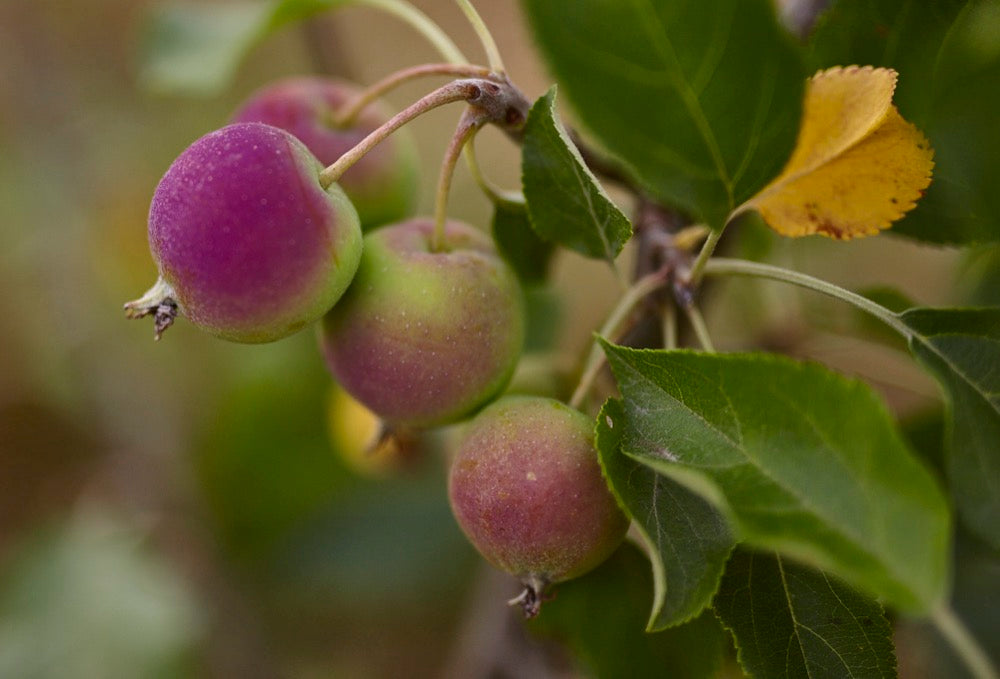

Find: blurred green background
[0,0,996,677]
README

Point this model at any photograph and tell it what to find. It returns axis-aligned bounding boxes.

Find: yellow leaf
[743,65,934,239]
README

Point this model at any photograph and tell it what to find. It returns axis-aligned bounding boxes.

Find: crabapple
[319,218,524,428]
[325,382,422,478]
[447,395,629,617]
[231,76,419,230]
[126,122,362,343]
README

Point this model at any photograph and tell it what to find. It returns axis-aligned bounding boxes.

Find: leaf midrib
[631,0,734,207]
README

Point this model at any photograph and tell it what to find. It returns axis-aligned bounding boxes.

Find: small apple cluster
[125,73,627,615]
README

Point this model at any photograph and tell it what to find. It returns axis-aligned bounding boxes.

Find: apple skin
[448,395,629,585]
[231,77,419,231]
[319,218,524,428]
[148,122,362,343]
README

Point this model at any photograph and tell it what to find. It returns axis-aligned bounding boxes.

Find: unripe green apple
[319,218,524,428]
[448,395,629,616]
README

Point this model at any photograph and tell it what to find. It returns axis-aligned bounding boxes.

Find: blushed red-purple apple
[319,218,524,428]
[231,77,419,230]
[126,122,362,343]
[448,395,629,617]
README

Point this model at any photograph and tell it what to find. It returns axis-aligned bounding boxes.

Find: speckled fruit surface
[319,218,524,427]
[149,122,362,343]
[448,395,628,584]
[231,77,419,230]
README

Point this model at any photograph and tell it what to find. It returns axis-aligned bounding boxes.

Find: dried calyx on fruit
[319,218,525,428]
[231,77,420,231]
[448,395,629,617]
[125,122,362,343]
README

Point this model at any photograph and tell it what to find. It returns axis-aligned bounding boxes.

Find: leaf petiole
[702,257,913,340]
[354,0,467,64]
[684,305,715,352]
[568,271,669,410]
[454,0,505,73]
[685,226,725,286]
[931,604,999,679]
[463,136,525,207]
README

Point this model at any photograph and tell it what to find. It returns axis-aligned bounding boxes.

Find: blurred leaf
[0,509,203,679]
[808,0,1000,244]
[521,0,806,228]
[139,0,346,95]
[714,550,896,679]
[807,0,967,122]
[744,66,933,239]
[895,529,1000,679]
[961,245,1000,307]
[196,345,355,561]
[901,307,1000,549]
[521,286,564,354]
[491,199,554,285]
[528,543,728,679]
[521,87,632,262]
[601,343,951,614]
[269,473,476,609]
[596,398,735,630]
[900,407,946,474]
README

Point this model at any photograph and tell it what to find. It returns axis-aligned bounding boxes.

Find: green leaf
[601,344,950,614]
[139,0,345,95]
[521,88,632,262]
[808,0,1000,243]
[807,0,968,123]
[714,550,896,679]
[900,307,1000,549]
[195,344,354,561]
[528,542,728,679]
[521,0,806,227]
[491,199,554,285]
[960,245,1000,307]
[596,398,735,630]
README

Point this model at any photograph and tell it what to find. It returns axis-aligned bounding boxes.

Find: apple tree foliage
[136,0,1000,676]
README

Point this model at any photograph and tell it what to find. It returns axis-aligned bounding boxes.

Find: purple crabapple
[319,217,524,428]
[126,122,362,343]
[231,76,420,230]
[448,395,629,617]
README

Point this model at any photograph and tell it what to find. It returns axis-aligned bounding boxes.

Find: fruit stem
[701,258,913,340]
[321,76,529,190]
[454,0,505,74]
[320,79,482,188]
[330,63,493,127]
[123,276,179,341]
[569,270,670,410]
[432,107,486,251]
[354,0,467,65]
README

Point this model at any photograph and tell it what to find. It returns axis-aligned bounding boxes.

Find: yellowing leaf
[743,65,934,239]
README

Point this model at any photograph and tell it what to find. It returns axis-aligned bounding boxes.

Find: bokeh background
[0,1,996,677]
